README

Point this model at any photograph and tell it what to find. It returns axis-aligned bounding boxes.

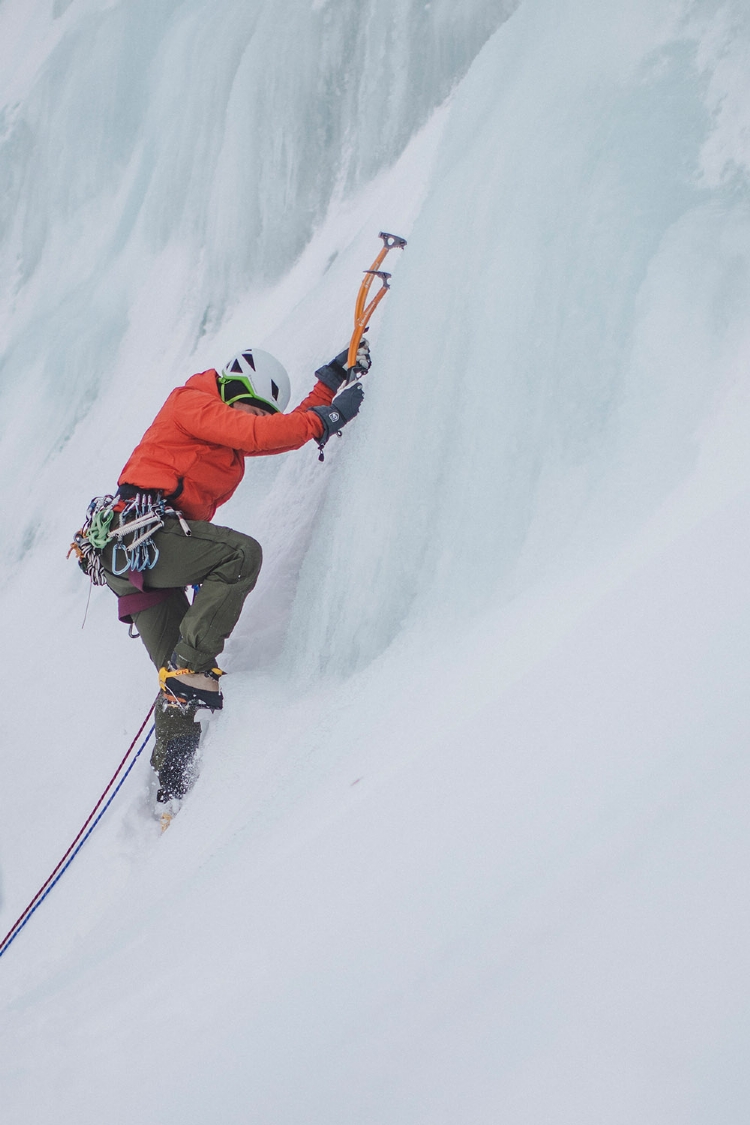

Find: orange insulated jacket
[119,369,331,521]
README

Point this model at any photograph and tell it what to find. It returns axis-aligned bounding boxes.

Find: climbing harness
[68,494,118,586]
[69,491,191,585]
[69,491,193,631]
[346,231,407,371]
[0,703,156,961]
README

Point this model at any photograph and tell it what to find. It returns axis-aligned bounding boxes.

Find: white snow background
[1,1,750,1122]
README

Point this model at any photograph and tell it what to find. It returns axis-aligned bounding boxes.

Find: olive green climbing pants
[102,516,262,673]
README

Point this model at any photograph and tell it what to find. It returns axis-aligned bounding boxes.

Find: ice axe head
[378,232,407,250]
[364,269,391,288]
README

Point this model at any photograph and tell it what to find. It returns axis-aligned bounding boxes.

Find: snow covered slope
[2,1,750,1122]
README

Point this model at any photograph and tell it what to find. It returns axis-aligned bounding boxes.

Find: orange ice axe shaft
[347,231,407,369]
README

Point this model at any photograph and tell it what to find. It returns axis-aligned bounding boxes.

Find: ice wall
[1,1,750,1122]
[0,0,516,551]
[288,0,750,675]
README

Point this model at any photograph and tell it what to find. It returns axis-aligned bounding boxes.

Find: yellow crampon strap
[347,232,407,370]
[158,665,225,688]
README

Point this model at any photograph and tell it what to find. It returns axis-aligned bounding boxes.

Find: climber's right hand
[351,337,371,374]
[315,337,372,391]
[314,348,350,392]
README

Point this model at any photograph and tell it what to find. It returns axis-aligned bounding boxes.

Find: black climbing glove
[314,348,350,392]
[314,338,372,390]
[310,381,364,460]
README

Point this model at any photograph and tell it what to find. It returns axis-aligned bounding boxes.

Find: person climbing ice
[70,341,369,812]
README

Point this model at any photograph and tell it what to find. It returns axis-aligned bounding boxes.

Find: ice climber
[71,343,368,809]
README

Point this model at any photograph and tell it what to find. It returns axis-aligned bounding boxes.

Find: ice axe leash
[346,231,407,371]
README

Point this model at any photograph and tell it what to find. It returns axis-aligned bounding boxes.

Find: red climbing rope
[0,700,156,959]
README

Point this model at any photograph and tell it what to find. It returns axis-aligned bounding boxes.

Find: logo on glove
[329,411,340,423]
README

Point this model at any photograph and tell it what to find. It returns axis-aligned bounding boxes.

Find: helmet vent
[271,380,279,401]
[230,358,243,373]
[242,351,256,370]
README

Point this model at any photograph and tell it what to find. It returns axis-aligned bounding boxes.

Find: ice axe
[346,231,407,371]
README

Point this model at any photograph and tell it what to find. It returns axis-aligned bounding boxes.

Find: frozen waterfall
[1,1,750,1122]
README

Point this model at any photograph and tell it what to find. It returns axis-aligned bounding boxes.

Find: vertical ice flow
[1,1,750,1123]
[288,0,750,674]
[0,0,515,554]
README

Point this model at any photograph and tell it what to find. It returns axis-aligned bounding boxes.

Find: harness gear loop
[69,490,188,585]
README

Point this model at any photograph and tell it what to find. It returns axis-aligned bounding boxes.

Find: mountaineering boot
[152,696,203,829]
[156,728,200,799]
[158,660,224,711]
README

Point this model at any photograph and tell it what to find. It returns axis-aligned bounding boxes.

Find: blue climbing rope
[0,708,156,960]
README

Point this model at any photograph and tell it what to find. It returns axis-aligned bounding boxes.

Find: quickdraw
[69,491,191,585]
[110,493,166,575]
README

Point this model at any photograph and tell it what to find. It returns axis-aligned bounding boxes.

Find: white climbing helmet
[218,348,291,413]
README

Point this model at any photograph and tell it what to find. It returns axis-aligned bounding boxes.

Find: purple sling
[117,567,182,624]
